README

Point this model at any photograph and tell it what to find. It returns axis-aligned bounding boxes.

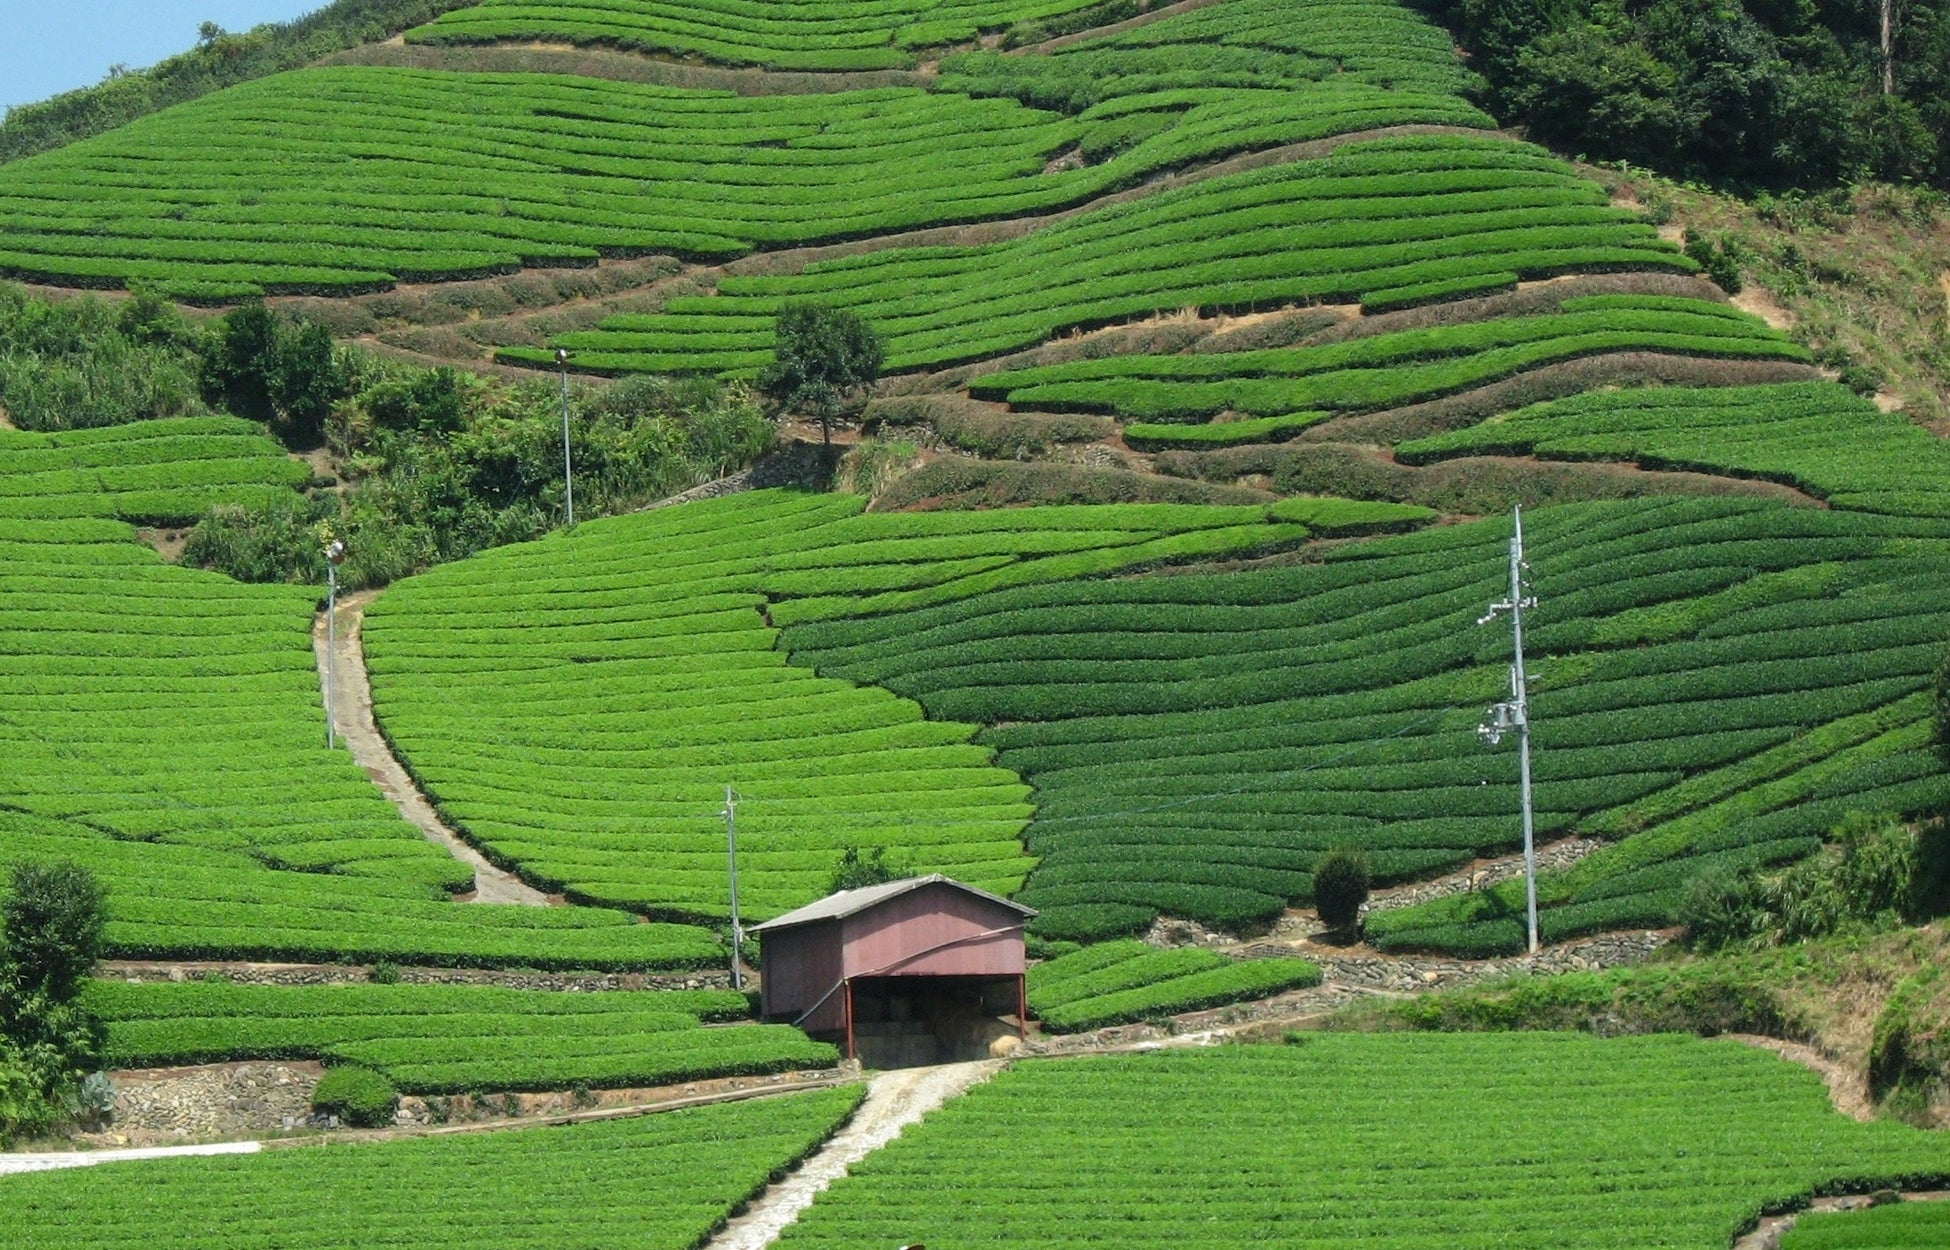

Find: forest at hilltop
[1432,0,1950,188]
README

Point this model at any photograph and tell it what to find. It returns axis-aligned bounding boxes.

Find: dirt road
[314,591,549,906]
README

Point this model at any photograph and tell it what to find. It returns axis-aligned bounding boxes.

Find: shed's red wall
[760,917,847,1035]
[839,883,1027,979]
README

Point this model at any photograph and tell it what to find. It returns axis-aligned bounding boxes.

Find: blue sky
[1,2,328,112]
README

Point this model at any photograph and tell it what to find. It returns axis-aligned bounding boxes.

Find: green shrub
[0,860,109,1143]
[312,1065,399,1128]
[1312,849,1371,931]
[1915,816,1950,921]
[1676,868,1767,953]
[1683,231,1743,295]
[0,284,205,432]
[181,495,336,585]
[827,846,896,894]
[1681,813,1928,951]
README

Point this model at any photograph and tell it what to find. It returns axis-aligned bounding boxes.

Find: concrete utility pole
[1477,506,1539,955]
[555,348,576,528]
[724,785,744,990]
[324,539,347,749]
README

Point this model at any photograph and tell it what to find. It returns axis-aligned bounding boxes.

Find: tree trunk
[1882,0,1897,96]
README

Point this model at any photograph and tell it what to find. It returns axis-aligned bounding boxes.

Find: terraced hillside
[405,0,1128,69]
[0,418,721,970]
[790,498,1950,947]
[1,0,1944,972]
[0,0,1489,301]
[359,489,1411,920]
[4,1085,867,1248]
[360,486,1950,951]
[773,1038,1950,1247]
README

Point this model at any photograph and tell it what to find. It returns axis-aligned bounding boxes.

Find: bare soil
[134,527,190,561]
[1732,287,1795,330]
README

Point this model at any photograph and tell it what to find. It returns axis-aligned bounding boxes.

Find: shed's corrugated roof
[750,874,1037,933]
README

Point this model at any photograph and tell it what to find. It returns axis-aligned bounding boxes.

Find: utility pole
[723,785,744,991]
[325,539,347,749]
[1478,506,1539,955]
[555,348,575,528]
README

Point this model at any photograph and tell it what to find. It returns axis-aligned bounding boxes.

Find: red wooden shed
[752,875,1036,1067]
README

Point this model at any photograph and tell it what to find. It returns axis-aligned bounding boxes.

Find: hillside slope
[0,419,720,969]
[360,489,1393,919]
[0,0,1943,964]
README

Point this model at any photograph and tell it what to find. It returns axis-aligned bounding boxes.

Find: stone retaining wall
[105,1063,321,1141]
[102,961,733,992]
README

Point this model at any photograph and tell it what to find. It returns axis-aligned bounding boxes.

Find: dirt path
[314,591,550,906]
[703,1061,1001,1250]
[1724,1035,1875,1123]
[1734,1193,1950,1250]
[1019,0,1227,52]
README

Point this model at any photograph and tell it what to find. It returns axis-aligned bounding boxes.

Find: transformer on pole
[723,785,744,991]
[1477,506,1540,955]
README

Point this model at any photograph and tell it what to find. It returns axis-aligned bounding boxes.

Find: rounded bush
[1313,849,1372,932]
[311,1066,399,1128]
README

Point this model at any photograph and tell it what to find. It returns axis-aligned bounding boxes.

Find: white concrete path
[706,1061,1000,1250]
[0,1141,261,1177]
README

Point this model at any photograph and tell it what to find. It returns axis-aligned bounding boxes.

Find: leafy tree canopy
[1431,0,1948,189]
[0,861,108,1144]
[757,304,884,445]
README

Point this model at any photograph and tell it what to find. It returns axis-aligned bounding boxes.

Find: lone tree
[0,861,108,1143]
[756,303,883,450]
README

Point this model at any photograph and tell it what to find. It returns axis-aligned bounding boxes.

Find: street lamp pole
[555,348,575,528]
[325,539,347,749]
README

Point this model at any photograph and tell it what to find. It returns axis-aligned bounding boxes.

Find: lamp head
[325,539,347,566]
[555,348,571,366]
